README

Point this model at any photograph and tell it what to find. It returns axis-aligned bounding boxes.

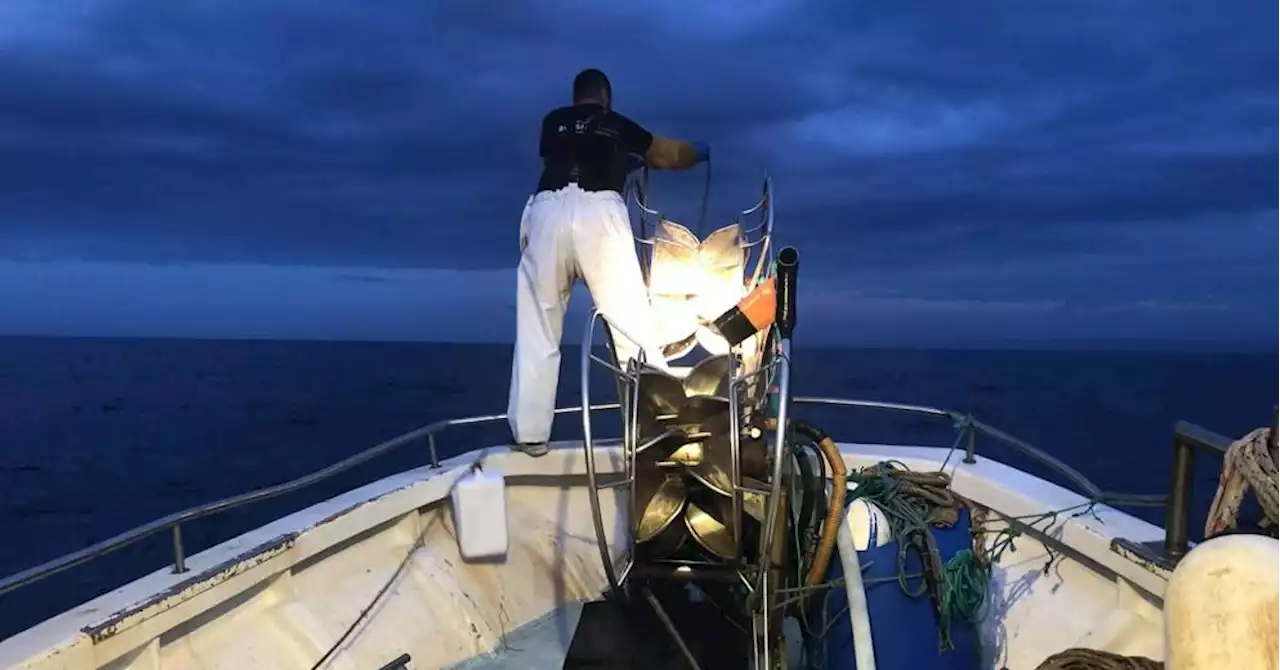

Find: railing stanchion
[428,433,440,469]
[172,525,187,574]
[1163,434,1195,558]
[963,423,977,464]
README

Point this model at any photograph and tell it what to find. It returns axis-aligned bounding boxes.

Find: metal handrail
[1162,420,1231,558]
[0,391,1162,602]
[0,403,620,598]
[1111,419,1236,572]
[793,397,1111,498]
[791,397,1170,509]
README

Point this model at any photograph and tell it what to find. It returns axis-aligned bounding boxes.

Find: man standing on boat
[508,68,709,456]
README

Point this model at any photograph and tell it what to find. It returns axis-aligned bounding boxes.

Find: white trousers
[507,185,667,444]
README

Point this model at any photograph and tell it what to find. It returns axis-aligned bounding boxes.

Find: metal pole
[756,570,771,670]
[428,433,440,469]
[625,363,641,584]
[755,339,791,599]
[171,524,187,574]
[756,245,798,601]
[729,375,743,562]
[1163,435,1194,558]
[963,422,977,464]
[581,311,620,595]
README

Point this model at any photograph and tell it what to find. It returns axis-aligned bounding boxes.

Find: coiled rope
[845,461,987,652]
[784,460,1146,668]
[845,460,1153,656]
[1205,425,1278,537]
[765,474,1176,670]
[1027,648,1162,670]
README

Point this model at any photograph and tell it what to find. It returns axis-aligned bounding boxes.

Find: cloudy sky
[0,0,1274,346]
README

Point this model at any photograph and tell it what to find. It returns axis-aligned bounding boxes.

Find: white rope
[1204,426,1278,537]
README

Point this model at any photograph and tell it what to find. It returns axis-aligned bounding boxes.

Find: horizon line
[0,332,1272,355]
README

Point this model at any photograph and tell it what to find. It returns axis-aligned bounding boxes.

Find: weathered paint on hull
[0,443,1183,670]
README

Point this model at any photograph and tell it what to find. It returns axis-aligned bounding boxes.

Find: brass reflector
[686,428,769,498]
[682,353,732,399]
[647,220,746,361]
[634,473,688,544]
[685,486,770,559]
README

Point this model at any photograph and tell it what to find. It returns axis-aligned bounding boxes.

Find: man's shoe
[511,441,550,457]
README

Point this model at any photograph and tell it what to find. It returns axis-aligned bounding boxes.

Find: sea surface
[0,336,1274,640]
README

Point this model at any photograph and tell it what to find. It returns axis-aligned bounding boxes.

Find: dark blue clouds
[0,0,1275,341]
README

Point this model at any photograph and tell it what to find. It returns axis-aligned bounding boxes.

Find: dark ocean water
[0,336,1274,639]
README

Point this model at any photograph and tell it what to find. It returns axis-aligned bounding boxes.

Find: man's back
[508,67,707,453]
[536,103,654,195]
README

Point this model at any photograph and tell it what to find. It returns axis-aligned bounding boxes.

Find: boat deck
[451,602,584,670]
[453,594,756,670]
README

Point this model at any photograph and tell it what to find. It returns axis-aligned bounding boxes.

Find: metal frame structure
[626,169,776,290]
[576,308,791,668]
[583,172,791,668]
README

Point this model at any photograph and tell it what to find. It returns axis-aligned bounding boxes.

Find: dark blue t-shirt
[536,103,654,194]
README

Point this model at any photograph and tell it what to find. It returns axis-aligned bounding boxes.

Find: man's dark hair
[572,68,612,103]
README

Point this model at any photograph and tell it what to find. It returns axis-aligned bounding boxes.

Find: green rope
[790,459,1110,668]
[846,462,987,652]
[940,549,990,624]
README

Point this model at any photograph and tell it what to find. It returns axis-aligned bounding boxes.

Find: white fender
[1164,534,1279,670]
[839,480,894,551]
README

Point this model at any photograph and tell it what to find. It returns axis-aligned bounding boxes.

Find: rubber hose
[837,508,878,670]
[795,439,830,553]
[792,420,848,586]
[766,417,848,586]
[791,442,817,550]
[805,438,829,528]
[798,440,829,530]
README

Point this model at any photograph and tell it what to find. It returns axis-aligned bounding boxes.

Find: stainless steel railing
[0,393,1163,600]
[0,403,621,597]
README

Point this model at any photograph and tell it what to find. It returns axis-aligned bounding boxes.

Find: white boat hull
[0,442,1172,670]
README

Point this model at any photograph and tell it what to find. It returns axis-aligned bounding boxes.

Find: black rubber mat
[563,596,749,669]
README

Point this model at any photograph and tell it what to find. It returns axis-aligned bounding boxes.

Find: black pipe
[790,418,830,447]
[775,247,799,338]
[1163,435,1194,558]
[790,419,832,543]
[375,653,411,670]
[791,442,818,547]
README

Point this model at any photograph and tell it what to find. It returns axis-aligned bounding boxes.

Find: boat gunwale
[0,396,1215,604]
[0,441,1172,670]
